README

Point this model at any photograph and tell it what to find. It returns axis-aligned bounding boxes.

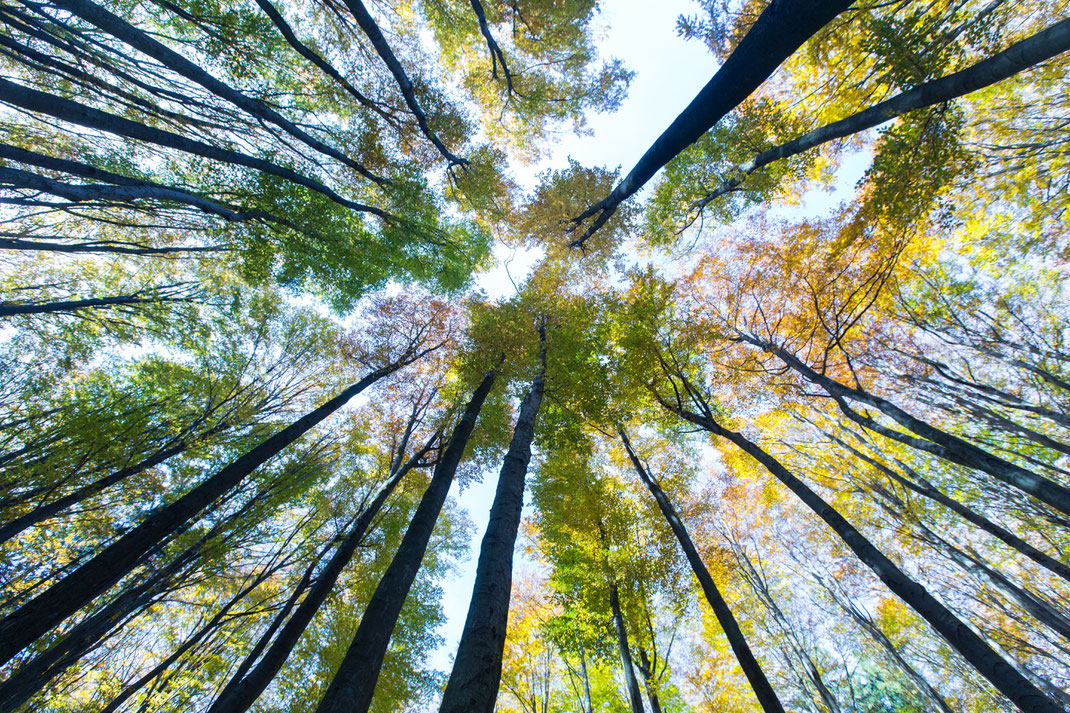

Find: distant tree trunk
[439,338,545,713]
[693,18,1070,209]
[619,427,786,713]
[655,378,1063,713]
[635,648,663,713]
[205,430,440,713]
[610,582,646,713]
[314,371,497,713]
[569,0,853,248]
[0,354,422,667]
[741,333,1070,517]
[0,286,196,318]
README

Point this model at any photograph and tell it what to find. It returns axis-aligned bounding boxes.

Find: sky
[433,0,716,680]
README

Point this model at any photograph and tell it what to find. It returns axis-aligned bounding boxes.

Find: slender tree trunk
[619,427,786,713]
[569,0,853,248]
[635,648,663,713]
[49,0,384,184]
[314,372,497,713]
[251,0,399,128]
[610,582,646,713]
[0,356,416,667]
[744,334,1070,516]
[818,577,955,713]
[657,386,1063,713]
[340,0,465,166]
[204,431,439,713]
[694,18,1070,208]
[0,237,226,255]
[439,343,545,713]
[577,641,593,713]
[0,288,193,318]
[0,78,387,218]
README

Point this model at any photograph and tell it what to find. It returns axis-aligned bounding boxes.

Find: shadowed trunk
[439,340,545,713]
[569,0,853,248]
[50,0,385,184]
[610,582,646,713]
[314,371,497,713]
[619,427,785,713]
[694,18,1070,208]
[742,333,1070,517]
[0,78,387,217]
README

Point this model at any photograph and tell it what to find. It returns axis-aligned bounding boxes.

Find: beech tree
[3,1,1070,711]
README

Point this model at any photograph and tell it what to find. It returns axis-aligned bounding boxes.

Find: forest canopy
[1,0,1069,712]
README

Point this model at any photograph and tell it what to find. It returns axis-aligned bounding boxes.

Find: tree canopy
[1,0,1069,712]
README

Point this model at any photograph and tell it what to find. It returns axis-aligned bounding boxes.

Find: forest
[0,0,1068,711]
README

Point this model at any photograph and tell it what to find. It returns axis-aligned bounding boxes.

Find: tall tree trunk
[439,340,545,713]
[340,0,465,166]
[742,333,1070,516]
[619,427,786,713]
[569,0,853,248]
[0,421,232,545]
[824,424,1070,583]
[610,582,646,713]
[205,430,440,713]
[314,371,497,713]
[635,648,663,713]
[0,355,419,667]
[0,286,195,318]
[694,18,1070,209]
[251,0,400,128]
[656,384,1063,713]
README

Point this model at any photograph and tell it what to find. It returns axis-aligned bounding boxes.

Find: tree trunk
[569,0,853,248]
[314,371,497,713]
[610,582,646,713]
[825,425,1070,583]
[694,18,1070,208]
[204,430,440,713]
[619,427,786,713]
[340,0,465,166]
[0,356,415,667]
[439,347,545,713]
[658,388,1063,713]
[635,648,663,713]
[0,421,232,545]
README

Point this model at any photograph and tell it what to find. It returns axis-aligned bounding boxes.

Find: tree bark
[340,0,466,166]
[314,371,497,713]
[0,355,418,667]
[693,17,1070,209]
[656,384,1063,713]
[610,582,646,713]
[569,0,853,248]
[825,425,1070,583]
[205,431,439,713]
[439,344,545,713]
[619,427,785,713]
